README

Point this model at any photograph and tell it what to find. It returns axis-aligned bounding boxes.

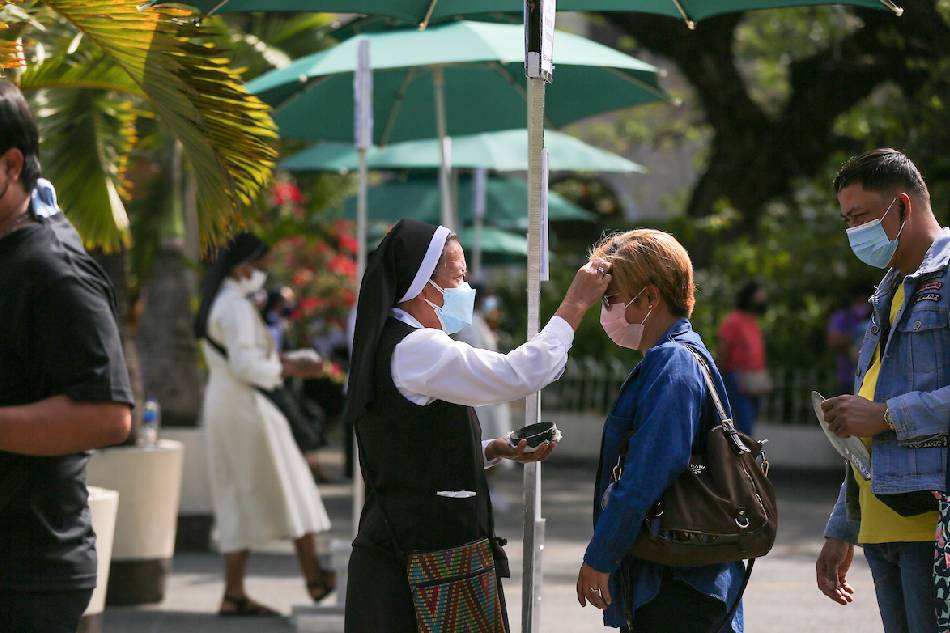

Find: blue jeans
[722,372,758,436]
[863,541,938,633]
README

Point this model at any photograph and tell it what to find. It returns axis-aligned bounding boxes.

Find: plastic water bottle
[140,398,160,448]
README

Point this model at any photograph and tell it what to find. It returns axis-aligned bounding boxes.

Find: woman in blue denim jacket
[576,229,745,633]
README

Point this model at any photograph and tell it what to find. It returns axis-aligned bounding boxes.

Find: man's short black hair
[833,148,928,202]
[0,81,40,192]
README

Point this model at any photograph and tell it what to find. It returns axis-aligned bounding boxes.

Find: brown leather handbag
[609,345,778,568]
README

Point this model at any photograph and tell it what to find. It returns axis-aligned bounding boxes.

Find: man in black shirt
[0,82,133,632]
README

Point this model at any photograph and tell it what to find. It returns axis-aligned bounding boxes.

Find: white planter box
[78,486,119,633]
[86,439,184,605]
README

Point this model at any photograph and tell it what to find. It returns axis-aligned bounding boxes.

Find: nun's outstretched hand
[555,257,612,330]
[484,438,556,464]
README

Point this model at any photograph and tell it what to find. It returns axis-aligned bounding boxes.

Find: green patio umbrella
[337,173,594,226]
[160,1,902,29]
[280,129,645,174]
[250,18,662,270]
[248,21,664,146]
[457,225,529,263]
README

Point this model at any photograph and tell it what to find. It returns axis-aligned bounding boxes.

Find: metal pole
[433,65,454,230]
[352,145,368,537]
[523,1,555,629]
[353,39,373,538]
[522,77,546,633]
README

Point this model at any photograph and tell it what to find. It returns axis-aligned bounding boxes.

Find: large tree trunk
[135,241,203,427]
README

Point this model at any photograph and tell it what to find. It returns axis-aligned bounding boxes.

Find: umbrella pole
[353,146,368,538]
[433,65,454,230]
[353,40,372,539]
[522,76,545,633]
[473,167,487,280]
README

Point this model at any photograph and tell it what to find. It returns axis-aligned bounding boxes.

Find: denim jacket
[584,319,744,631]
[825,228,950,543]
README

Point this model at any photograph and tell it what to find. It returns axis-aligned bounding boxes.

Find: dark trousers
[622,577,729,633]
[0,588,94,633]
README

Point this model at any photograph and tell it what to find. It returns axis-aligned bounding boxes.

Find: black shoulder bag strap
[202,335,321,452]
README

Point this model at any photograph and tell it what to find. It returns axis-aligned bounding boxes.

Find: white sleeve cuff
[482,438,501,470]
[543,315,576,346]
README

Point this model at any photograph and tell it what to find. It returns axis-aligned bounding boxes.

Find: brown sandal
[218,594,281,617]
[307,570,337,604]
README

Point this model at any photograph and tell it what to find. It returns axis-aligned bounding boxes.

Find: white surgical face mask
[236,268,267,295]
[424,279,476,334]
[599,287,653,350]
[846,197,905,269]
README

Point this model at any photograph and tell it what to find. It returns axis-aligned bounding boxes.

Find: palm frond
[39,85,137,251]
[40,0,277,247]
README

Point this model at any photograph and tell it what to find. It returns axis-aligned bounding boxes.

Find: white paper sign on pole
[473,167,487,220]
[354,40,373,150]
[524,0,556,82]
[540,149,549,282]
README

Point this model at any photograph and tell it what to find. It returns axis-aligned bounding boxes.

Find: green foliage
[2,0,279,250]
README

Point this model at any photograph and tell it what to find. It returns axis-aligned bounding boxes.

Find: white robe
[202,279,331,553]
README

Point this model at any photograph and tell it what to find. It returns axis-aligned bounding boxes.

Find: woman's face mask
[425,279,477,334]
[236,268,267,295]
[600,287,653,350]
[846,196,905,269]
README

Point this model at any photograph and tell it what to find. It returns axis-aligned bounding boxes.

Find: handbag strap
[680,344,730,427]
[681,343,751,456]
[613,343,747,471]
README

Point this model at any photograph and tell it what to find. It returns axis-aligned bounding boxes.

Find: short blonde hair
[591,229,695,317]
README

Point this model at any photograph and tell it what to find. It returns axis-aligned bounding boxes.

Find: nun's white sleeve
[392,315,574,408]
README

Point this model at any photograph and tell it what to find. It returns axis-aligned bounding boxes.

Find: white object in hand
[811,391,872,480]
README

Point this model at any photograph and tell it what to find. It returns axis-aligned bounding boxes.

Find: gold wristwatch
[883,407,896,432]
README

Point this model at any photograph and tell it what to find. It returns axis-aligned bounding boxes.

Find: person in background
[0,81,133,633]
[195,232,335,616]
[717,280,770,436]
[261,286,297,352]
[827,284,873,395]
[456,286,514,509]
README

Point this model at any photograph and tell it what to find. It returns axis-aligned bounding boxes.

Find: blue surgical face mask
[425,279,476,334]
[846,197,905,269]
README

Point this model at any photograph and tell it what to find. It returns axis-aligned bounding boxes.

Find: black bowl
[508,421,561,451]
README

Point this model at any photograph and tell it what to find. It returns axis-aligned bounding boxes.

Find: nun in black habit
[343,220,611,632]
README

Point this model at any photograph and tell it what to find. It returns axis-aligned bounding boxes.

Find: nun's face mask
[424,279,476,334]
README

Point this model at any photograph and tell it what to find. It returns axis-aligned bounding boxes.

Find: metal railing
[543,357,838,426]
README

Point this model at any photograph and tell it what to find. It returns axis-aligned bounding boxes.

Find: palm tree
[0,0,279,434]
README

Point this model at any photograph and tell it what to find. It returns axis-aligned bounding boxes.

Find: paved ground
[103,451,884,632]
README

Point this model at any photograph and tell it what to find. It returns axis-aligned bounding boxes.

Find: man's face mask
[846,196,905,269]
[424,279,476,334]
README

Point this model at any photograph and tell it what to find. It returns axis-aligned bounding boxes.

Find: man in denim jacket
[816,149,949,633]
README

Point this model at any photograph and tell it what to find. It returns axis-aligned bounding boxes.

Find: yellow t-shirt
[853,282,938,544]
